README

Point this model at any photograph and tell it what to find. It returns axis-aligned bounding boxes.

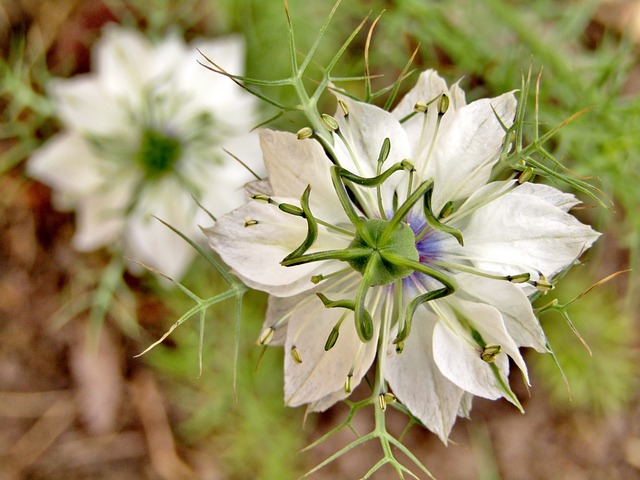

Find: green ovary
[347,218,419,286]
[136,129,182,177]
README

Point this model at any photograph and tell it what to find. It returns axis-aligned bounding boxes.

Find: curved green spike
[316,292,374,343]
[423,185,464,246]
[282,185,318,262]
[336,159,413,187]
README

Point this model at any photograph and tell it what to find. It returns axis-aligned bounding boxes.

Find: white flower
[206,70,600,440]
[27,25,263,279]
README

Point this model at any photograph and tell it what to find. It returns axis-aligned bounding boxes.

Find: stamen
[321,113,339,132]
[290,345,303,364]
[480,344,502,363]
[297,127,313,140]
[311,267,351,284]
[432,259,531,283]
[324,311,349,351]
[244,217,258,227]
[258,326,275,345]
[518,166,534,184]
[338,98,349,116]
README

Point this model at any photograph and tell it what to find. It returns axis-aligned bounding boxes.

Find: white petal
[448,183,600,278]
[455,273,547,352]
[206,200,348,296]
[392,70,449,121]
[333,96,412,215]
[514,182,581,212]
[183,36,255,129]
[448,297,529,383]
[433,320,510,400]
[50,76,129,135]
[283,284,378,407]
[393,71,449,175]
[27,133,105,205]
[96,26,151,107]
[259,129,349,223]
[73,187,131,252]
[386,308,464,441]
[427,92,517,213]
[125,179,201,279]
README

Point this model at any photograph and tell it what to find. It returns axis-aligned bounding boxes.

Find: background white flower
[27,25,263,279]
[207,70,600,440]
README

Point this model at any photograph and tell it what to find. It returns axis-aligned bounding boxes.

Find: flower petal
[433,318,511,401]
[27,133,105,205]
[206,199,348,296]
[427,92,517,213]
[259,129,349,224]
[96,26,152,107]
[455,273,547,352]
[449,297,529,383]
[386,308,464,441]
[447,183,600,278]
[51,76,130,135]
[334,96,412,215]
[281,282,378,407]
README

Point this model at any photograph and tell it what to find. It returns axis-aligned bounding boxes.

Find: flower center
[136,129,182,177]
[347,218,419,286]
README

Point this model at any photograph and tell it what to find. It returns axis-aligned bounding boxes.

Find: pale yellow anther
[321,114,339,132]
[290,346,303,364]
[480,344,502,363]
[297,127,313,140]
[258,327,274,345]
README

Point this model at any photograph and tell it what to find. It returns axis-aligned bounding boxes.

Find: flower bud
[321,114,339,132]
[297,127,313,140]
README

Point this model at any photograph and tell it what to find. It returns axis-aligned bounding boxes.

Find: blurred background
[1,0,639,478]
